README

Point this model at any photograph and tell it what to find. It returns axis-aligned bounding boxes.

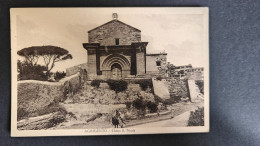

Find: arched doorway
[111,63,122,79]
[102,54,131,79]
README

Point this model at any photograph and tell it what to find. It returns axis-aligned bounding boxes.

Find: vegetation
[156,76,162,81]
[134,79,153,91]
[107,79,128,93]
[132,97,146,117]
[131,97,159,117]
[54,71,66,81]
[90,79,104,88]
[17,45,72,76]
[188,107,204,126]
[17,60,48,81]
[195,80,204,94]
[125,101,132,110]
[146,101,158,113]
[167,63,175,77]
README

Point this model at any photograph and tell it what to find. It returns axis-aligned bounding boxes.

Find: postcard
[11,7,209,136]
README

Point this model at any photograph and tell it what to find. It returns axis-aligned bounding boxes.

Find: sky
[12,8,208,72]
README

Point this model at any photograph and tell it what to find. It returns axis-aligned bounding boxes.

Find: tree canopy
[17,45,70,56]
[17,45,72,75]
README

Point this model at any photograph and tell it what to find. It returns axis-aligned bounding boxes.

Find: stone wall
[187,80,204,102]
[88,20,141,46]
[71,82,154,105]
[152,77,189,102]
[146,53,167,76]
[87,54,97,77]
[136,51,145,75]
[17,73,83,121]
[186,71,204,80]
[152,77,170,100]
[167,78,189,98]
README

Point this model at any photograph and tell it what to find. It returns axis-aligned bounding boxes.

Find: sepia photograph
[11,8,209,136]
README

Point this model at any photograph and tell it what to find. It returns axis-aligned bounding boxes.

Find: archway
[101,54,131,79]
[111,63,122,79]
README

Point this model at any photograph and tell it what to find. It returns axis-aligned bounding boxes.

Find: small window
[115,38,119,45]
[156,61,161,66]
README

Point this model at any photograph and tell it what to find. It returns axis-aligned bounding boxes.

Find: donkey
[112,115,125,128]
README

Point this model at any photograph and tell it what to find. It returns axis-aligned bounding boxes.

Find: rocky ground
[18,80,204,130]
[50,98,204,129]
[35,78,205,129]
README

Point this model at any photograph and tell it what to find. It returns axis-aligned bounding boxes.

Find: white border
[11,7,209,137]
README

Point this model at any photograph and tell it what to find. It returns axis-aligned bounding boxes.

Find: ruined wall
[17,73,83,120]
[152,77,170,100]
[167,78,189,98]
[186,71,204,80]
[88,20,141,46]
[152,77,189,102]
[187,80,203,102]
[146,54,167,76]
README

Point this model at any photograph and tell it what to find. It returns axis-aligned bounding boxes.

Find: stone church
[83,13,167,79]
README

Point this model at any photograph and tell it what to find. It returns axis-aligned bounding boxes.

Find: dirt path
[124,99,204,128]
[129,111,191,127]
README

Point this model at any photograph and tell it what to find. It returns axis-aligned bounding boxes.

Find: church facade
[83,14,167,79]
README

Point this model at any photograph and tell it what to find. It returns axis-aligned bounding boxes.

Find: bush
[134,79,153,91]
[133,98,145,110]
[18,60,48,81]
[156,76,162,81]
[146,101,158,113]
[107,79,128,93]
[188,107,204,126]
[195,80,204,94]
[54,71,66,81]
[125,101,132,110]
[90,79,104,88]
[132,97,146,117]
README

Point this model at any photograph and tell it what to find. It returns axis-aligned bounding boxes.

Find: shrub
[156,76,162,81]
[195,80,204,94]
[173,96,182,103]
[132,97,146,117]
[107,79,128,93]
[146,101,158,113]
[90,79,104,88]
[125,101,132,110]
[133,98,145,110]
[135,79,153,91]
[188,107,204,126]
[54,71,66,81]
[18,60,48,81]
